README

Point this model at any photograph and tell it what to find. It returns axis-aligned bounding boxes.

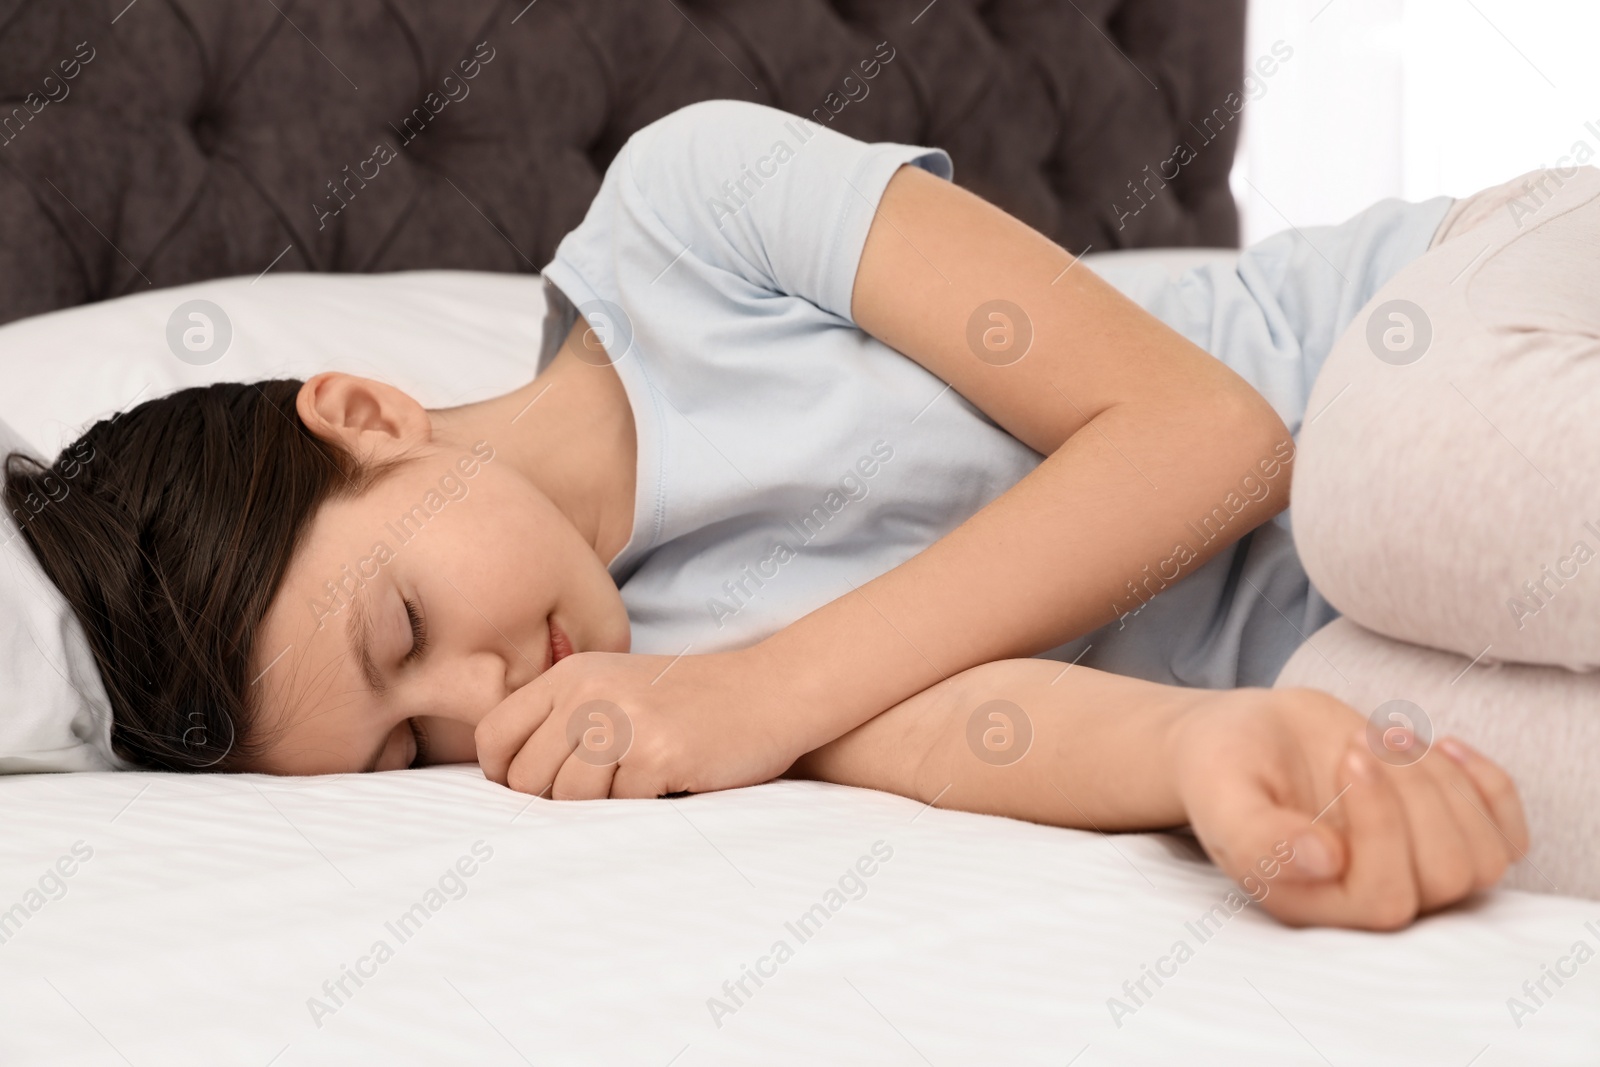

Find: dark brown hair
[3,380,401,771]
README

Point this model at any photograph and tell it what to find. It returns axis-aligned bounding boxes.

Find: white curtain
[1233,0,1600,244]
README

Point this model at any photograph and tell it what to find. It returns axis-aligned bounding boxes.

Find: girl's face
[241,359,636,776]
[245,448,630,774]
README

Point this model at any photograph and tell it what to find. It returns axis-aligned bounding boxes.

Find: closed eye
[407,718,429,769]
[402,595,429,663]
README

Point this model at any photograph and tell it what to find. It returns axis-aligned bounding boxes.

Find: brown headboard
[0,0,1247,327]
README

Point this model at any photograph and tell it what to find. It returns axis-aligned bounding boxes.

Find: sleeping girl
[4,99,1548,932]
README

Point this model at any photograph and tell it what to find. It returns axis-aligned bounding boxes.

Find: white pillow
[0,270,553,771]
[0,415,127,771]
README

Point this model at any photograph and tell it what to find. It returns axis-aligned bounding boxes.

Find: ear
[295,373,431,462]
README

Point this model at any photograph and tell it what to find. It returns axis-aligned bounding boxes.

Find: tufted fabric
[0,0,1246,327]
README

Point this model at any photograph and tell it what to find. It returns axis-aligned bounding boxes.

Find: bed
[3,2,1595,1063]
[0,259,1593,1064]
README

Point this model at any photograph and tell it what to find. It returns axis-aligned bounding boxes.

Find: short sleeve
[547,99,954,324]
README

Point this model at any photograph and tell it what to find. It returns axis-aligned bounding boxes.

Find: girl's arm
[477,163,1299,802]
[749,164,1294,757]
[787,659,1529,931]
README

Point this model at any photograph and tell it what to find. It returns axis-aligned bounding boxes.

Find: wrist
[729,638,817,757]
[1162,686,1281,819]
[736,619,927,754]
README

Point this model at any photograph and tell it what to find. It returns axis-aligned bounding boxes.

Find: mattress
[2,767,1596,1064]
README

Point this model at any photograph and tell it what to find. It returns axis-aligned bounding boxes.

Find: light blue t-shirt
[539,99,1452,689]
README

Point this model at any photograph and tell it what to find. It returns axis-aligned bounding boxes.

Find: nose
[408,647,518,765]
[405,648,502,728]
[413,636,547,760]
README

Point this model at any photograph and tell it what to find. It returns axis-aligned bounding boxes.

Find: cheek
[409,483,571,667]
[410,462,627,653]
[430,475,576,590]
[431,520,546,609]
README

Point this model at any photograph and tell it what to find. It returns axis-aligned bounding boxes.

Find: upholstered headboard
[0,0,1247,327]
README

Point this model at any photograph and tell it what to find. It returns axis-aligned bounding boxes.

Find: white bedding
[1,766,1595,1065]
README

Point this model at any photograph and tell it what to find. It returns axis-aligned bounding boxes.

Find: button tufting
[0,0,1247,324]
[191,112,221,156]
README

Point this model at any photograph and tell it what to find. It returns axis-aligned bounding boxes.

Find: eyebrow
[345,587,389,773]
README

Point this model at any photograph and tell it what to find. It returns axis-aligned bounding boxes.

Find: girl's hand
[473,647,801,800]
[1169,687,1530,930]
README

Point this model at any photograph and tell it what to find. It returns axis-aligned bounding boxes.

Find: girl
[3,99,1529,931]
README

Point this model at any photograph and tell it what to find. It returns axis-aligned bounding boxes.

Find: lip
[547,618,574,670]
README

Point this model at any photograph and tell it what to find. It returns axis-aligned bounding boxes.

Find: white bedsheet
[1,766,1595,1065]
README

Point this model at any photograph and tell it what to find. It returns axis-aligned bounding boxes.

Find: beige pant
[1276,165,1600,898]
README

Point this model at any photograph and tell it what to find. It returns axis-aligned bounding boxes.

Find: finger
[608,760,667,800]
[1438,736,1532,860]
[608,767,665,799]
[551,751,618,801]
[1328,733,1420,930]
[580,704,647,798]
[607,727,666,800]
[475,679,554,787]
[505,704,581,798]
[1383,762,1475,913]
[1183,741,1347,895]
[1255,733,1419,930]
[1424,750,1513,892]
[515,698,636,797]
